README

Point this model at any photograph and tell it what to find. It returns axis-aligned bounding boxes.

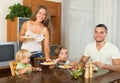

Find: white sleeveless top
[21,21,46,52]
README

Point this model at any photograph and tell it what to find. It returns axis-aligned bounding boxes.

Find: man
[79,24,120,71]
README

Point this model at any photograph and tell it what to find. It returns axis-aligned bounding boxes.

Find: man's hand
[93,61,105,68]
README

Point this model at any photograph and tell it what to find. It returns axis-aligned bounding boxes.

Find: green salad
[71,66,82,79]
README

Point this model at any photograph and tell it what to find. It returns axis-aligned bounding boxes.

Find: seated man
[79,24,120,71]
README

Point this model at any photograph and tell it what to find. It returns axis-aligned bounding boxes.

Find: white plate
[22,36,34,39]
[93,65,98,71]
[40,62,56,65]
[58,65,71,69]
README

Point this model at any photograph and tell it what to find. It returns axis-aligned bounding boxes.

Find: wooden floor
[0,68,11,78]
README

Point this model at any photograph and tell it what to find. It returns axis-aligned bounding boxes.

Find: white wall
[116,0,120,49]
[0,0,23,42]
[46,0,61,2]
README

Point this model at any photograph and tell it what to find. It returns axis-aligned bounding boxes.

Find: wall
[0,0,23,42]
[46,0,62,2]
[116,0,120,49]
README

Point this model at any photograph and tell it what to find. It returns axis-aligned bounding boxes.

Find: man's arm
[104,58,120,71]
[79,55,89,69]
[94,58,120,71]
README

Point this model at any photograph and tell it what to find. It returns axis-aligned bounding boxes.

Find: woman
[19,5,51,65]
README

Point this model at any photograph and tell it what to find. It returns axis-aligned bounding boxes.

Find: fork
[67,69,72,75]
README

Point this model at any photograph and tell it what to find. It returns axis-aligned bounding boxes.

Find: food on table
[40,61,56,65]
[58,64,71,69]
[71,66,82,79]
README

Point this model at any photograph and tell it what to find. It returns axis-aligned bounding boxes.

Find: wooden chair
[9,61,18,76]
[34,57,45,67]
[33,55,57,67]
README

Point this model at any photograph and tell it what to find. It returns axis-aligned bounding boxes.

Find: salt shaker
[84,64,89,79]
[89,61,93,78]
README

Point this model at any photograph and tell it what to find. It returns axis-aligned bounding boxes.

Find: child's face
[59,48,68,61]
[20,56,30,64]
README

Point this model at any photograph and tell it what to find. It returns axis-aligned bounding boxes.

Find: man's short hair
[95,24,108,33]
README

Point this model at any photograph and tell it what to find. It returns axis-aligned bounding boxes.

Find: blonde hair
[16,49,31,62]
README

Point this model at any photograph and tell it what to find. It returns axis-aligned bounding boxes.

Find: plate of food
[22,36,34,39]
[40,61,56,65]
[58,64,72,69]
[93,65,98,72]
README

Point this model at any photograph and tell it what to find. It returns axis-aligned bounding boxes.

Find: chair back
[34,57,45,67]
[9,61,18,76]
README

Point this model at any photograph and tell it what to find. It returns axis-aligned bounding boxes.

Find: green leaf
[5,3,32,21]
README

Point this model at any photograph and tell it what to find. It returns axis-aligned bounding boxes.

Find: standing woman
[19,5,51,65]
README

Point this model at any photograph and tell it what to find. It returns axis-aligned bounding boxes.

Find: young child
[16,49,42,75]
[54,46,70,66]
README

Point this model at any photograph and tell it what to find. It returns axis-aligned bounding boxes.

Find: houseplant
[5,3,32,21]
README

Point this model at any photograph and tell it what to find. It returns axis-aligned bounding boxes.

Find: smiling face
[58,48,68,61]
[36,8,46,22]
[94,27,107,42]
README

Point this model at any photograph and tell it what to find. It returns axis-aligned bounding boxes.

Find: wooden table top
[0,68,120,83]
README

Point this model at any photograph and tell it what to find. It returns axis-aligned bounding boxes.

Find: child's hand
[59,57,67,61]
[35,67,42,71]
[53,58,60,63]
[26,66,33,71]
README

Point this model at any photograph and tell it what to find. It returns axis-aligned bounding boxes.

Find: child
[54,46,70,65]
[16,49,42,75]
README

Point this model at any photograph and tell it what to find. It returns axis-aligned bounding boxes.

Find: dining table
[0,67,120,83]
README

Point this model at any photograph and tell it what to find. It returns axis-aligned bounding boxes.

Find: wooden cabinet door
[7,18,18,41]
[7,17,29,42]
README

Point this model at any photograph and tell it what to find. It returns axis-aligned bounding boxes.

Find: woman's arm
[43,28,51,61]
[18,22,27,41]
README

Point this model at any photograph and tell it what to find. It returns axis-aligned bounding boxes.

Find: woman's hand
[46,58,52,62]
[19,35,34,42]
[19,36,27,42]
